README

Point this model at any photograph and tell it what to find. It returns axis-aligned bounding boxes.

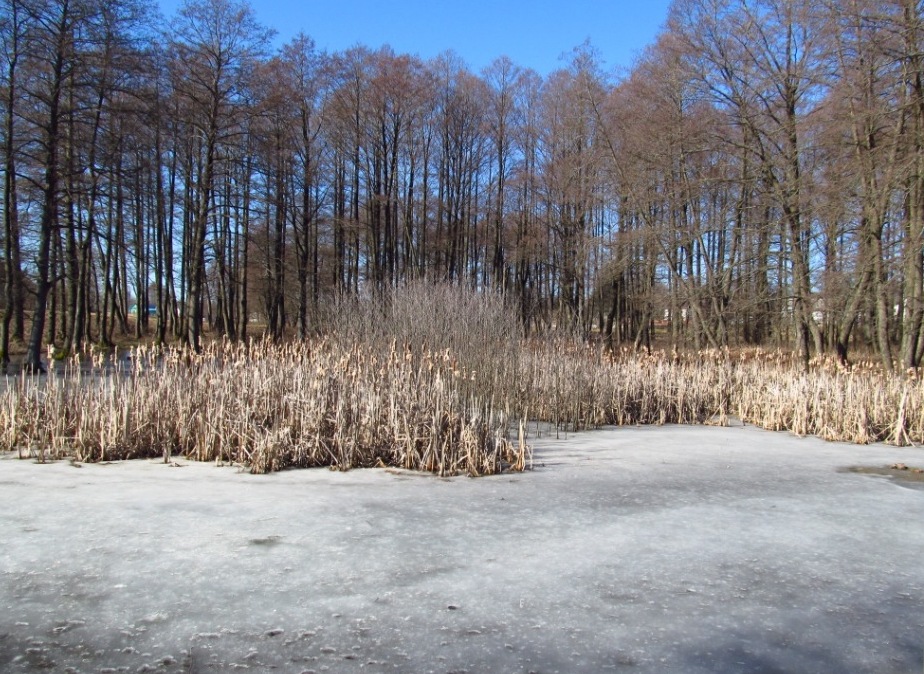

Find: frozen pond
[1,424,923,673]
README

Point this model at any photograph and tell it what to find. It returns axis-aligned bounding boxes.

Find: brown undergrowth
[0,340,526,475]
[519,345,924,446]
[2,286,923,474]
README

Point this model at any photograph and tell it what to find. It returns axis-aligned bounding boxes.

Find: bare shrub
[322,282,521,388]
[515,343,734,431]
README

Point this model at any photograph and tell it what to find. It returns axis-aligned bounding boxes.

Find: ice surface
[1,424,923,673]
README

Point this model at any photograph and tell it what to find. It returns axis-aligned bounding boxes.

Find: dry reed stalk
[0,339,528,476]
[5,286,924,473]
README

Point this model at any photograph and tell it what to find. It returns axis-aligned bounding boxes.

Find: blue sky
[156,0,673,76]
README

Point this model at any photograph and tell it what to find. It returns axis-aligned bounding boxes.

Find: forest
[1,0,923,373]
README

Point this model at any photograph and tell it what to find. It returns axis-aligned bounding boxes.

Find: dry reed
[0,339,526,475]
[3,286,924,475]
[520,345,924,446]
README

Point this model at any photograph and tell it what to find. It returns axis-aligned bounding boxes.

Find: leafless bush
[515,342,734,430]
[323,282,521,382]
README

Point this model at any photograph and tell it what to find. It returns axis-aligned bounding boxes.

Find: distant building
[128,305,158,316]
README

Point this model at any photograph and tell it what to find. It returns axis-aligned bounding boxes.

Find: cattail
[5,285,923,474]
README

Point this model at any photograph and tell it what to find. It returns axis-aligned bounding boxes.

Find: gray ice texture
[1,423,923,673]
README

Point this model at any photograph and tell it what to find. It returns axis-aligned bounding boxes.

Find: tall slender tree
[167,0,270,350]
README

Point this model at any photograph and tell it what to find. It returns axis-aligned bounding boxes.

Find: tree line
[1,0,923,371]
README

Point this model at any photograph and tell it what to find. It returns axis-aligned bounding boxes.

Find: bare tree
[0,0,28,369]
[167,0,270,350]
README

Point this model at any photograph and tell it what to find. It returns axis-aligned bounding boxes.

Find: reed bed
[522,345,924,446]
[0,340,527,476]
[514,342,735,430]
[3,285,924,475]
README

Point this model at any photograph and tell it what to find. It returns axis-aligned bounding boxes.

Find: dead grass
[0,339,526,475]
[3,286,924,474]
[517,344,924,446]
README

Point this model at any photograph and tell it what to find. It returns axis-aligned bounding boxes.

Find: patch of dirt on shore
[842,463,924,487]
